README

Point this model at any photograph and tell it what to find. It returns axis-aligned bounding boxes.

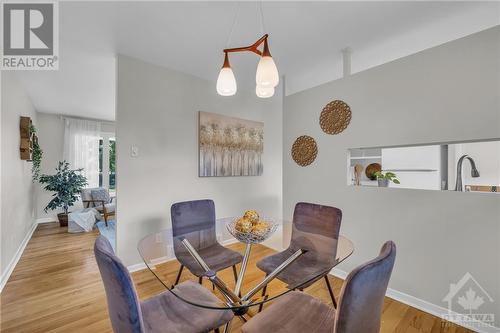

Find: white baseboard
[127,239,239,273]
[0,222,38,293]
[329,268,499,333]
[221,238,238,246]
[127,262,147,273]
[330,267,348,280]
[36,217,56,224]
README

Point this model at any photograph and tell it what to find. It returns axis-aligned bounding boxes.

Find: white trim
[221,238,238,246]
[127,239,239,273]
[0,222,37,293]
[150,255,173,266]
[329,268,500,333]
[127,262,147,273]
[127,256,176,273]
[36,217,56,224]
[330,267,348,280]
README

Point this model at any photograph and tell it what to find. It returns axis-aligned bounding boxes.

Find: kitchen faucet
[455,155,480,191]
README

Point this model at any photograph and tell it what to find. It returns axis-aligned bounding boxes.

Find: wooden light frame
[221,34,271,68]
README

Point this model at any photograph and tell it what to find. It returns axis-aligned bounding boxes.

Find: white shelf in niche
[360,181,378,187]
[350,156,381,160]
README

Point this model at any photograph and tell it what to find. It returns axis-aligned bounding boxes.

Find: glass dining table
[138,217,354,332]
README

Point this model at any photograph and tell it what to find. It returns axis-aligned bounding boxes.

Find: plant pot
[57,213,68,227]
[378,179,389,187]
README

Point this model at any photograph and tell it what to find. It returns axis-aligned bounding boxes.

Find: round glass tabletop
[137,218,354,313]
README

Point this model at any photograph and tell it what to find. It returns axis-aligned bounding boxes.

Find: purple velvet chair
[256,202,342,309]
[242,241,397,333]
[94,236,233,333]
[171,200,243,286]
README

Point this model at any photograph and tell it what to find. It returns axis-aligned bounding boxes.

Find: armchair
[81,187,115,226]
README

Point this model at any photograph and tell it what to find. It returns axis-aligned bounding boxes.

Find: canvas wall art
[199,111,264,177]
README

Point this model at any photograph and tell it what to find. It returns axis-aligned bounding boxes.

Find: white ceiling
[16,1,500,121]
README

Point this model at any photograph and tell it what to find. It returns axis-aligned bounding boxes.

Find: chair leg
[258,283,268,313]
[232,265,238,284]
[104,214,108,227]
[173,265,184,287]
[199,276,203,285]
[324,275,337,308]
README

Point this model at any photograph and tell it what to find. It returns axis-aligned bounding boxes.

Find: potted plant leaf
[374,171,400,187]
[39,161,88,227]
[29,124,43,182]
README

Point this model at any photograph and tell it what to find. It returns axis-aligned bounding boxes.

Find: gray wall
[283,27,500,326]
[34,112,115,220]
[1,72,37,278]
[116,55,283,266]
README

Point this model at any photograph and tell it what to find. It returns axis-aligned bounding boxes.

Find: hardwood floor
[1,223,472,333]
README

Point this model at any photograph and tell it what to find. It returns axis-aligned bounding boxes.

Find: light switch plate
[130,146,139,157]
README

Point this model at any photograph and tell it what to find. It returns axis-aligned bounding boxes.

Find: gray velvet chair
[256,202,342,309]
[241,241,397,333]
[94,235,233,333]
[171,200,243,286]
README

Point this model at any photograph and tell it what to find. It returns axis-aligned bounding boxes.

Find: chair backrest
[91,187,111,204]
[289,202,342,265]
[94,236,144,333]
[334,241,397,333]
[82,187,109,207]
[171,199,218,256]
[81,188,94,207]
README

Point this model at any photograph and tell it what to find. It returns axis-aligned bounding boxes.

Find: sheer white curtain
[63,118,101,188]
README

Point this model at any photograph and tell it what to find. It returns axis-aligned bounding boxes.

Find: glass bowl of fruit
[226,210,278,244]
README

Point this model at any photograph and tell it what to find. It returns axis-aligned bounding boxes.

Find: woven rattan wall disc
[291,135,318,167]
[319,100,351,135]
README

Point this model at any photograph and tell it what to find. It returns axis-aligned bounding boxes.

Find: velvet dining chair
[171,199,243,287]
[256,202,342,310]
[94,235,233,333]
[241,241,397,333]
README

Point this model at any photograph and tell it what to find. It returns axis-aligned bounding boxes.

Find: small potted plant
[39,161,87,227]
[374,171,400,187]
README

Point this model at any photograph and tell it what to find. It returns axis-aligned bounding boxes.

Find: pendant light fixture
[216,3,279,98]
[255,38,279,88]
[256,85,274,98]
[216,53,237,96]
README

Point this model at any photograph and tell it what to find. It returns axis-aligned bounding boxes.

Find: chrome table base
[181,238,304,332]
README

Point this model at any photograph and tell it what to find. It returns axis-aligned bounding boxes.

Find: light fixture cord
[259,1,266,35]
[226,3,240,48]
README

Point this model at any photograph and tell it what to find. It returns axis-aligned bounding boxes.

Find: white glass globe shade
[255,56,279,88]
[216,67,237,96]
[256,85,275,98]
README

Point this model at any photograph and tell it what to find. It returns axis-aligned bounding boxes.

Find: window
[109,139,115,190]
[99,139,103,186]
[98,134,116,191]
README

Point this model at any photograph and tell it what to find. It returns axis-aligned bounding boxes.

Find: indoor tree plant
[39,161,87,227]
[374,171,400,187]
